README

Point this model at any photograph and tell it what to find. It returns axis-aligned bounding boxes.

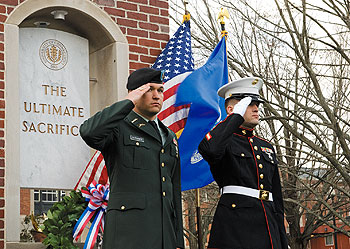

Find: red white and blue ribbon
[73,180,109,249]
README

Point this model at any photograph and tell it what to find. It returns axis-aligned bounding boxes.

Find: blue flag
[175,37,228,191]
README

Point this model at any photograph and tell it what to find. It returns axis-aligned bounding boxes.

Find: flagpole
[182,3,204,248]
[196,9,230,249]
[218,8,229,37]
[218,7,229,81]
[195,188,203,249]
[182,1,190,23]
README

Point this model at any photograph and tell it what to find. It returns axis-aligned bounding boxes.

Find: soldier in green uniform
[80,68,184,249]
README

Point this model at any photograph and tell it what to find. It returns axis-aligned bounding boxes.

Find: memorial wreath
[42,189,87,249]
[42,181,109,249]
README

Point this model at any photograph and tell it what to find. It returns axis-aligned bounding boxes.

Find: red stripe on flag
[169,118,187,134]
[158,104,190,120]
[74,151,99,190]
[86,152,104,187]
[98,165,108,185]
[163,84,180,100]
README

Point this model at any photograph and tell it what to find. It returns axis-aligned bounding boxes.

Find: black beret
[127,68,163,90]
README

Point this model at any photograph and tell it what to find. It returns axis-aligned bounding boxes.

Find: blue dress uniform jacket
[198,113,288,249]
[80,99,184,249]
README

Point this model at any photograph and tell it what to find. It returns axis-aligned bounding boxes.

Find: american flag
[153,20,193,136]
[75,20,193,190]
[74,151,108,190]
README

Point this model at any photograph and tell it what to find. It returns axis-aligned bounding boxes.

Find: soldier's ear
[226,105,234,114]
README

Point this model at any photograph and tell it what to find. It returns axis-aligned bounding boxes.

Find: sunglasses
[249,101,261,107]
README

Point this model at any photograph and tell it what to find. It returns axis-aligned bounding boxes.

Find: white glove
[233,96,252,117]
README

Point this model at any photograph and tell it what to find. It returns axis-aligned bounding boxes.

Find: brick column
[0,0,14,246]
[101,0,169,73]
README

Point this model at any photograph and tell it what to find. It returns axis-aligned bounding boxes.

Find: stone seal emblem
[39,39,68,70]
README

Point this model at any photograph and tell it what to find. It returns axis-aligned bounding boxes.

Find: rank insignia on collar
[242,130,246,135]
[131,118,138,123]
[138,123,145,128]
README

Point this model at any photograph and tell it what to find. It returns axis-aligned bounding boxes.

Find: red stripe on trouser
[261,200,274,249]
[248,137,274,249]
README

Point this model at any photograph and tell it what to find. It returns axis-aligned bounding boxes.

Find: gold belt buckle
[259,190,270,201]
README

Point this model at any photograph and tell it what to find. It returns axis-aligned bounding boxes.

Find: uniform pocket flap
[261,147,278,164]
[261,149,278,164]
[219,194,255,209]
[107,192,146,211]
[231,150,253,158]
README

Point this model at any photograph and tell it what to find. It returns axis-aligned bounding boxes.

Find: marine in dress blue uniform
[80,68,184,249]
[198,77,288,249]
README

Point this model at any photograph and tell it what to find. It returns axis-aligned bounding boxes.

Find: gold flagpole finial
[182,1,190,22]
[218,8,229,36]
[218,8,229,24]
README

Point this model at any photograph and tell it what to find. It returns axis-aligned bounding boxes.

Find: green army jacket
[80,99,184,249]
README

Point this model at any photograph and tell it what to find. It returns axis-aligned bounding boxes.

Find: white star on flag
[152,21,194,135]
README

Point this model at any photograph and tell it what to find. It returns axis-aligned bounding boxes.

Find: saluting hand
[233,96,252,117]
[125,83,151,106]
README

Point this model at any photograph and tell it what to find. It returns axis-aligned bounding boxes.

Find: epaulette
[254,135,272,145]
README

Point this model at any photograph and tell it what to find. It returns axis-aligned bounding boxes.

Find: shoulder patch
[254,135,270,144]
[206,132,212,141]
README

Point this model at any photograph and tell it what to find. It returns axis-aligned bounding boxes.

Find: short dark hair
[224,97,238,109]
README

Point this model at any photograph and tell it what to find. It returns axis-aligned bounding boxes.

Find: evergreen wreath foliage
[42,189,88,249]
